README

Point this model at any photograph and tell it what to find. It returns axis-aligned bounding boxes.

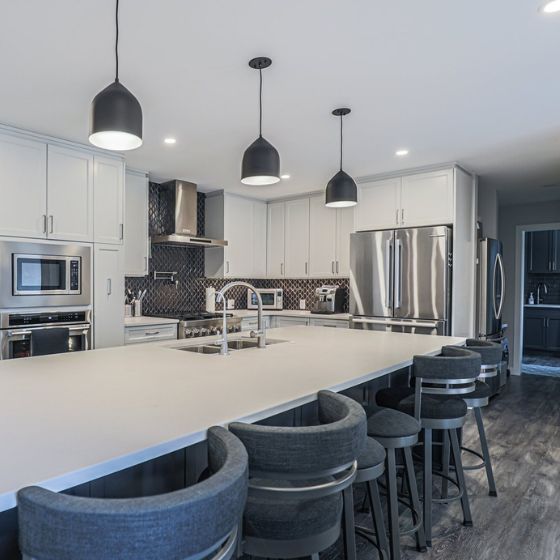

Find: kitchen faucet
[537,282,548,304]
[216,282,266,355]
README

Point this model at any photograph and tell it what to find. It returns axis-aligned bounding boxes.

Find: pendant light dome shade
[89,81,143,151]
[325,107,357,207]
[325,170,357,207]
[89,0,143,151]
[241,57,280,186]
[241,136,280,185]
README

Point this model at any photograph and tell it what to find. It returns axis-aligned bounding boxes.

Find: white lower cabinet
[240,316,271,332]
[124,170,149,276]
[93,245,124,349]
[274,316,309,328]
[125,324,178,345]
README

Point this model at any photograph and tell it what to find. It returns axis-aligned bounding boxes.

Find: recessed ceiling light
[281,174,291,179]
[542,0,560,13]
[395,149,409,156]
[164,137,176,145]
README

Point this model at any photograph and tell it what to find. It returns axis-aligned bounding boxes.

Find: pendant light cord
[259,68,263,137]
[339,114,343,171]
[115,0,120,82]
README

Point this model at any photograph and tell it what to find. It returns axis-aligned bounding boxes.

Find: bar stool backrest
[229,390,366,500]
[411,347,482,420]
[17,427,248,560]
[464,339,503,379]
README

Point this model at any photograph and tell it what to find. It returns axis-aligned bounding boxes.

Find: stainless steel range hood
[151,180,227,247]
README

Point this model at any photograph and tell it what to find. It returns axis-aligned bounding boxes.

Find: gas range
[147,312,242,339]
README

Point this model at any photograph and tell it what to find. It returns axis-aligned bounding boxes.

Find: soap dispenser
[528,292,535,305]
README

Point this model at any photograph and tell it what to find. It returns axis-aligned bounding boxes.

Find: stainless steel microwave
[247,288,284,310]
[0,240,91,308]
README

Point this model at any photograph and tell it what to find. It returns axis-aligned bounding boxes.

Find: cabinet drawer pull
[144,331,161,336]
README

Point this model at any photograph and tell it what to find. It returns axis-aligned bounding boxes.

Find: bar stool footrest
[461,445,486,471]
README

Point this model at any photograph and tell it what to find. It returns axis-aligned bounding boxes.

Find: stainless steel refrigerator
[477,237,505,338]
[349,226,452,335]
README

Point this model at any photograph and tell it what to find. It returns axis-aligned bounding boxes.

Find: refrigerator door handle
[494,252,505,320]
[385,239,393,309]
[352,317,438,328]
[394,239,402,309]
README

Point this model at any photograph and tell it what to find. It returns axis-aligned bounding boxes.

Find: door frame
[513,222,560,375]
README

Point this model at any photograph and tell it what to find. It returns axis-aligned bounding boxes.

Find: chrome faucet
[537,282,548,304]
[215,282,266,355]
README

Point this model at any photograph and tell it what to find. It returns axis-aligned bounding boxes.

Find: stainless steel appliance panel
[0,241,91,308]
[478,238,504,337]
[350,230,394,318]
[394,226,450,321]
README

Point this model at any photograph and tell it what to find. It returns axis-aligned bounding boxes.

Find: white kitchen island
[0,327,464,514]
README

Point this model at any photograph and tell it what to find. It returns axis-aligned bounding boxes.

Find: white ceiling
[1,0,560,202]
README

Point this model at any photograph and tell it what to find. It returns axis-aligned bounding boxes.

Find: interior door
[394,226,449,320]
[349,230,394,317]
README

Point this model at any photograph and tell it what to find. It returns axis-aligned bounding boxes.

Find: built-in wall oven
[0,310,92,360]
[0,240,91,308]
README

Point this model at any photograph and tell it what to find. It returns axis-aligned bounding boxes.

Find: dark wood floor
[327,374,560,560]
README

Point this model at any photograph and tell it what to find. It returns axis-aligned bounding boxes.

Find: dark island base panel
[0,375,400,558]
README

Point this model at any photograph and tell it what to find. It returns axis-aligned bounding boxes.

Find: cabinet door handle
[119,223,124,240]
[107,278,112,296]
[42,215,47,234]
[396,209,399,225]
[226,261,230,274]
[305,261,308,275]
[401,209,405,224]
[332,261,335,274]
[144,256,148,272]
[49,215,54,233]
[336,261,340,274]
[280,263,284,276]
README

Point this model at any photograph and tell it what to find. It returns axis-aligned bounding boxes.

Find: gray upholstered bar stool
[353,435,389,560]
[17,426,248,560]
[365,407,427,560]
[446,339,501,497]
[229,390,366,560]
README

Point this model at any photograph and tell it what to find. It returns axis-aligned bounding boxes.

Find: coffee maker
[313,285,345,314]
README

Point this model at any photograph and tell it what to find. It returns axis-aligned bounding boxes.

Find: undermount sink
[177,338,287,355]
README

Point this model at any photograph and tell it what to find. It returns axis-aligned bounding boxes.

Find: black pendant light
[89,0,143,151]
[325,108,357,208]
[241,57,280,185]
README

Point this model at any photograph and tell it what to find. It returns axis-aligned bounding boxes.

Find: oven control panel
[70,260,81,292]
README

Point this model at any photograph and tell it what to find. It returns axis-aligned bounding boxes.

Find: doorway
[515,225,560,377]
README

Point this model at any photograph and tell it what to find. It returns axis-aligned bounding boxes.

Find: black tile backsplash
[125,183,349,314]
[526,273,560,304]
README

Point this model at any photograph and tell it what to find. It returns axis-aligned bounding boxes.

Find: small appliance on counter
[247,288,283,310]
[313,285,345,314]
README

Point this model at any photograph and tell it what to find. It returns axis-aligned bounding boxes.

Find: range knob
[200,328,209,336]
[184,329,192,338]
[191,328,200,336]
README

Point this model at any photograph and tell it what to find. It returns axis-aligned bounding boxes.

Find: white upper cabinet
[284,198,310,277]
[0,132,47,238]
[93,244,124,349]
[400,169,454,227]
[266,201,285,277]
[205,193,267,278]
[356,169,455,231]
[94,156,125,245]
[309,194,337,277]
[335,205,354,276]
[124,170,149,276]
[47,145,94,242]
[356,177,401,231]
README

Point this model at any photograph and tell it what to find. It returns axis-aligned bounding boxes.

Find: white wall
[498,199,560,371]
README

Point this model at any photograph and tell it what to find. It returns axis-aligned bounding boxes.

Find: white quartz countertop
[125,316,179,327]
[0,327,463,511]
[230,309,351,320]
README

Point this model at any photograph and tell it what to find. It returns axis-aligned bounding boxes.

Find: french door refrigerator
[350,225,452,335]
[477,237,505,338]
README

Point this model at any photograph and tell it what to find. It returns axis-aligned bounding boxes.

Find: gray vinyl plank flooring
[323,374,560,560]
